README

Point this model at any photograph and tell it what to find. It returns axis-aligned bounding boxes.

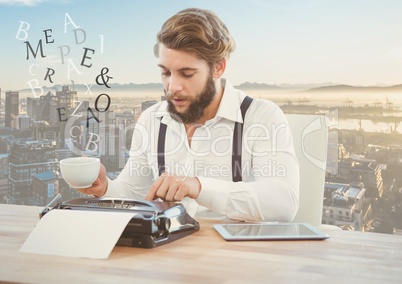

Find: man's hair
[154,8,235,66]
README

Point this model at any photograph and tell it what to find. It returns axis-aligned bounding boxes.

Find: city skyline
[1,0,402,91]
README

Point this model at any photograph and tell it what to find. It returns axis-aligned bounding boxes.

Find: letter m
[24,39,47,60]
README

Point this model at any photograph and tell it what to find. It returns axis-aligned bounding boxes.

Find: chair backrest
[285,114,328,227]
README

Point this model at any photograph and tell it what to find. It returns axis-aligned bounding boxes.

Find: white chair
[286,114,329,227]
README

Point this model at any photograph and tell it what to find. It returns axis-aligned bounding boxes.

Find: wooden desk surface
[1,204,401,284]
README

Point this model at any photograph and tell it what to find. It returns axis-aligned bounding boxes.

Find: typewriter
[40,194,200,248]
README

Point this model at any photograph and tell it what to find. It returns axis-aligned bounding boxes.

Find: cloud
[0,0,73,6]
[0,0,47,5]
[1,0,73,6]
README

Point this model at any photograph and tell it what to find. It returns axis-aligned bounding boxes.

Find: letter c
[29,63,40,76]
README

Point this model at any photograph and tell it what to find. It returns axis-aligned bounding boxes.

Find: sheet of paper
[19,209,138,259]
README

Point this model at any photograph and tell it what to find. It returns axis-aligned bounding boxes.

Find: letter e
[81,48,95,68]
[43,29,54,44]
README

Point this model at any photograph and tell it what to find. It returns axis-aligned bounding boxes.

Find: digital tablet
[213,223,329,241]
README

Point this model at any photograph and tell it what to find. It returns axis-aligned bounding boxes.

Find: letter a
[64,13,80,33]
[86,107,101,127]
[67,59,83,78]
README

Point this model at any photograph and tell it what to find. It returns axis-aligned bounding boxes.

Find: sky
[1,0,402,91]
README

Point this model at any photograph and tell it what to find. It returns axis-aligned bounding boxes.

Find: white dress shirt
[104,79,299,222]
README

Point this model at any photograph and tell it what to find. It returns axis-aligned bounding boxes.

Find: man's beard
[166,75,216,124]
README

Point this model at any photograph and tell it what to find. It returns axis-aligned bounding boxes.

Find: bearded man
[75,8,299,222]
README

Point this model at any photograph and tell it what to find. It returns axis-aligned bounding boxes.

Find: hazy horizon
[12,87,402,109]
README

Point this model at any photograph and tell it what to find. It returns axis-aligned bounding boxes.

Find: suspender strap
[157,121,167,176]
[157,96,254,181]
[232,96,254,182]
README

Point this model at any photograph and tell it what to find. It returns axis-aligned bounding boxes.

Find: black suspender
[157,122,168,176]
[232,96,253,182]
[157,96,254,181]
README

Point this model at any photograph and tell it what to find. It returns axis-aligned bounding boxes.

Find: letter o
[94,93,111,112]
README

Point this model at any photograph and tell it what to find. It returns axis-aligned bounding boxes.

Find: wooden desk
[1,204,401,284]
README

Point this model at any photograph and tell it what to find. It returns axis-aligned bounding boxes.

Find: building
[26,97,40,121]
[55,148,74,161]
[0,88,2,123]
[57,85,78,112]
[339,130,366,147]
[56,85,79,147]
[28,87,82,150]
[15,114,30,130]
[8,140,58,205]
[0,153,9,201]
[31,121,63,148]
[322,182,367,230]
[0,134,14,154]
[5,91,19,128]
[38,91,59,125]
[82,110,120,170]
[31,171,58,205]
[350,161,384,198]
[330,159,384,198]
[115,111,136,166]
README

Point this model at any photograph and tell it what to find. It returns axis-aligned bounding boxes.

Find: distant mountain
[276,83,339,90]
[16,82,402,96]
[235,82,282,90]
[19,83,164,93]
[104,83,164,90]
[235,82,343,91]
[303,84,402,93]
[383,84,402,91]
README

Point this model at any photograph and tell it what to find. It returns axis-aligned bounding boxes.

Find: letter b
[16,21,30,41]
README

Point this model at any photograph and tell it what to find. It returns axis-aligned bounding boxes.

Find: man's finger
[145,174,166,200]
[165,179,181,201]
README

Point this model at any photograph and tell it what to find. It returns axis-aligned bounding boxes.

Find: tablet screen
[213,223,329,241]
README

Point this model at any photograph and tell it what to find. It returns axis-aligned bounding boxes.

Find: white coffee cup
[60,157,100,188]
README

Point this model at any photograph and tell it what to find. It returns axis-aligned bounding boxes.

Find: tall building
[26,97,40,121]
[0,153,8,201]
[56,86,79,150]
[8,140,58,205]
[38,91,58,125]
[115,111,135,161]
[80,110,121,170]
[5,91,19,128]
[57,85,78,113]
[0,87,2,122]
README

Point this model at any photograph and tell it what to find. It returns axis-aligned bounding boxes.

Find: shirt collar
[215,79,244,123]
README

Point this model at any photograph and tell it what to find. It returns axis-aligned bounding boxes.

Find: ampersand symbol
[95,67,113,88]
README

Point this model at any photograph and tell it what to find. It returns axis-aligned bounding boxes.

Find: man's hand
[145,173,201,202]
